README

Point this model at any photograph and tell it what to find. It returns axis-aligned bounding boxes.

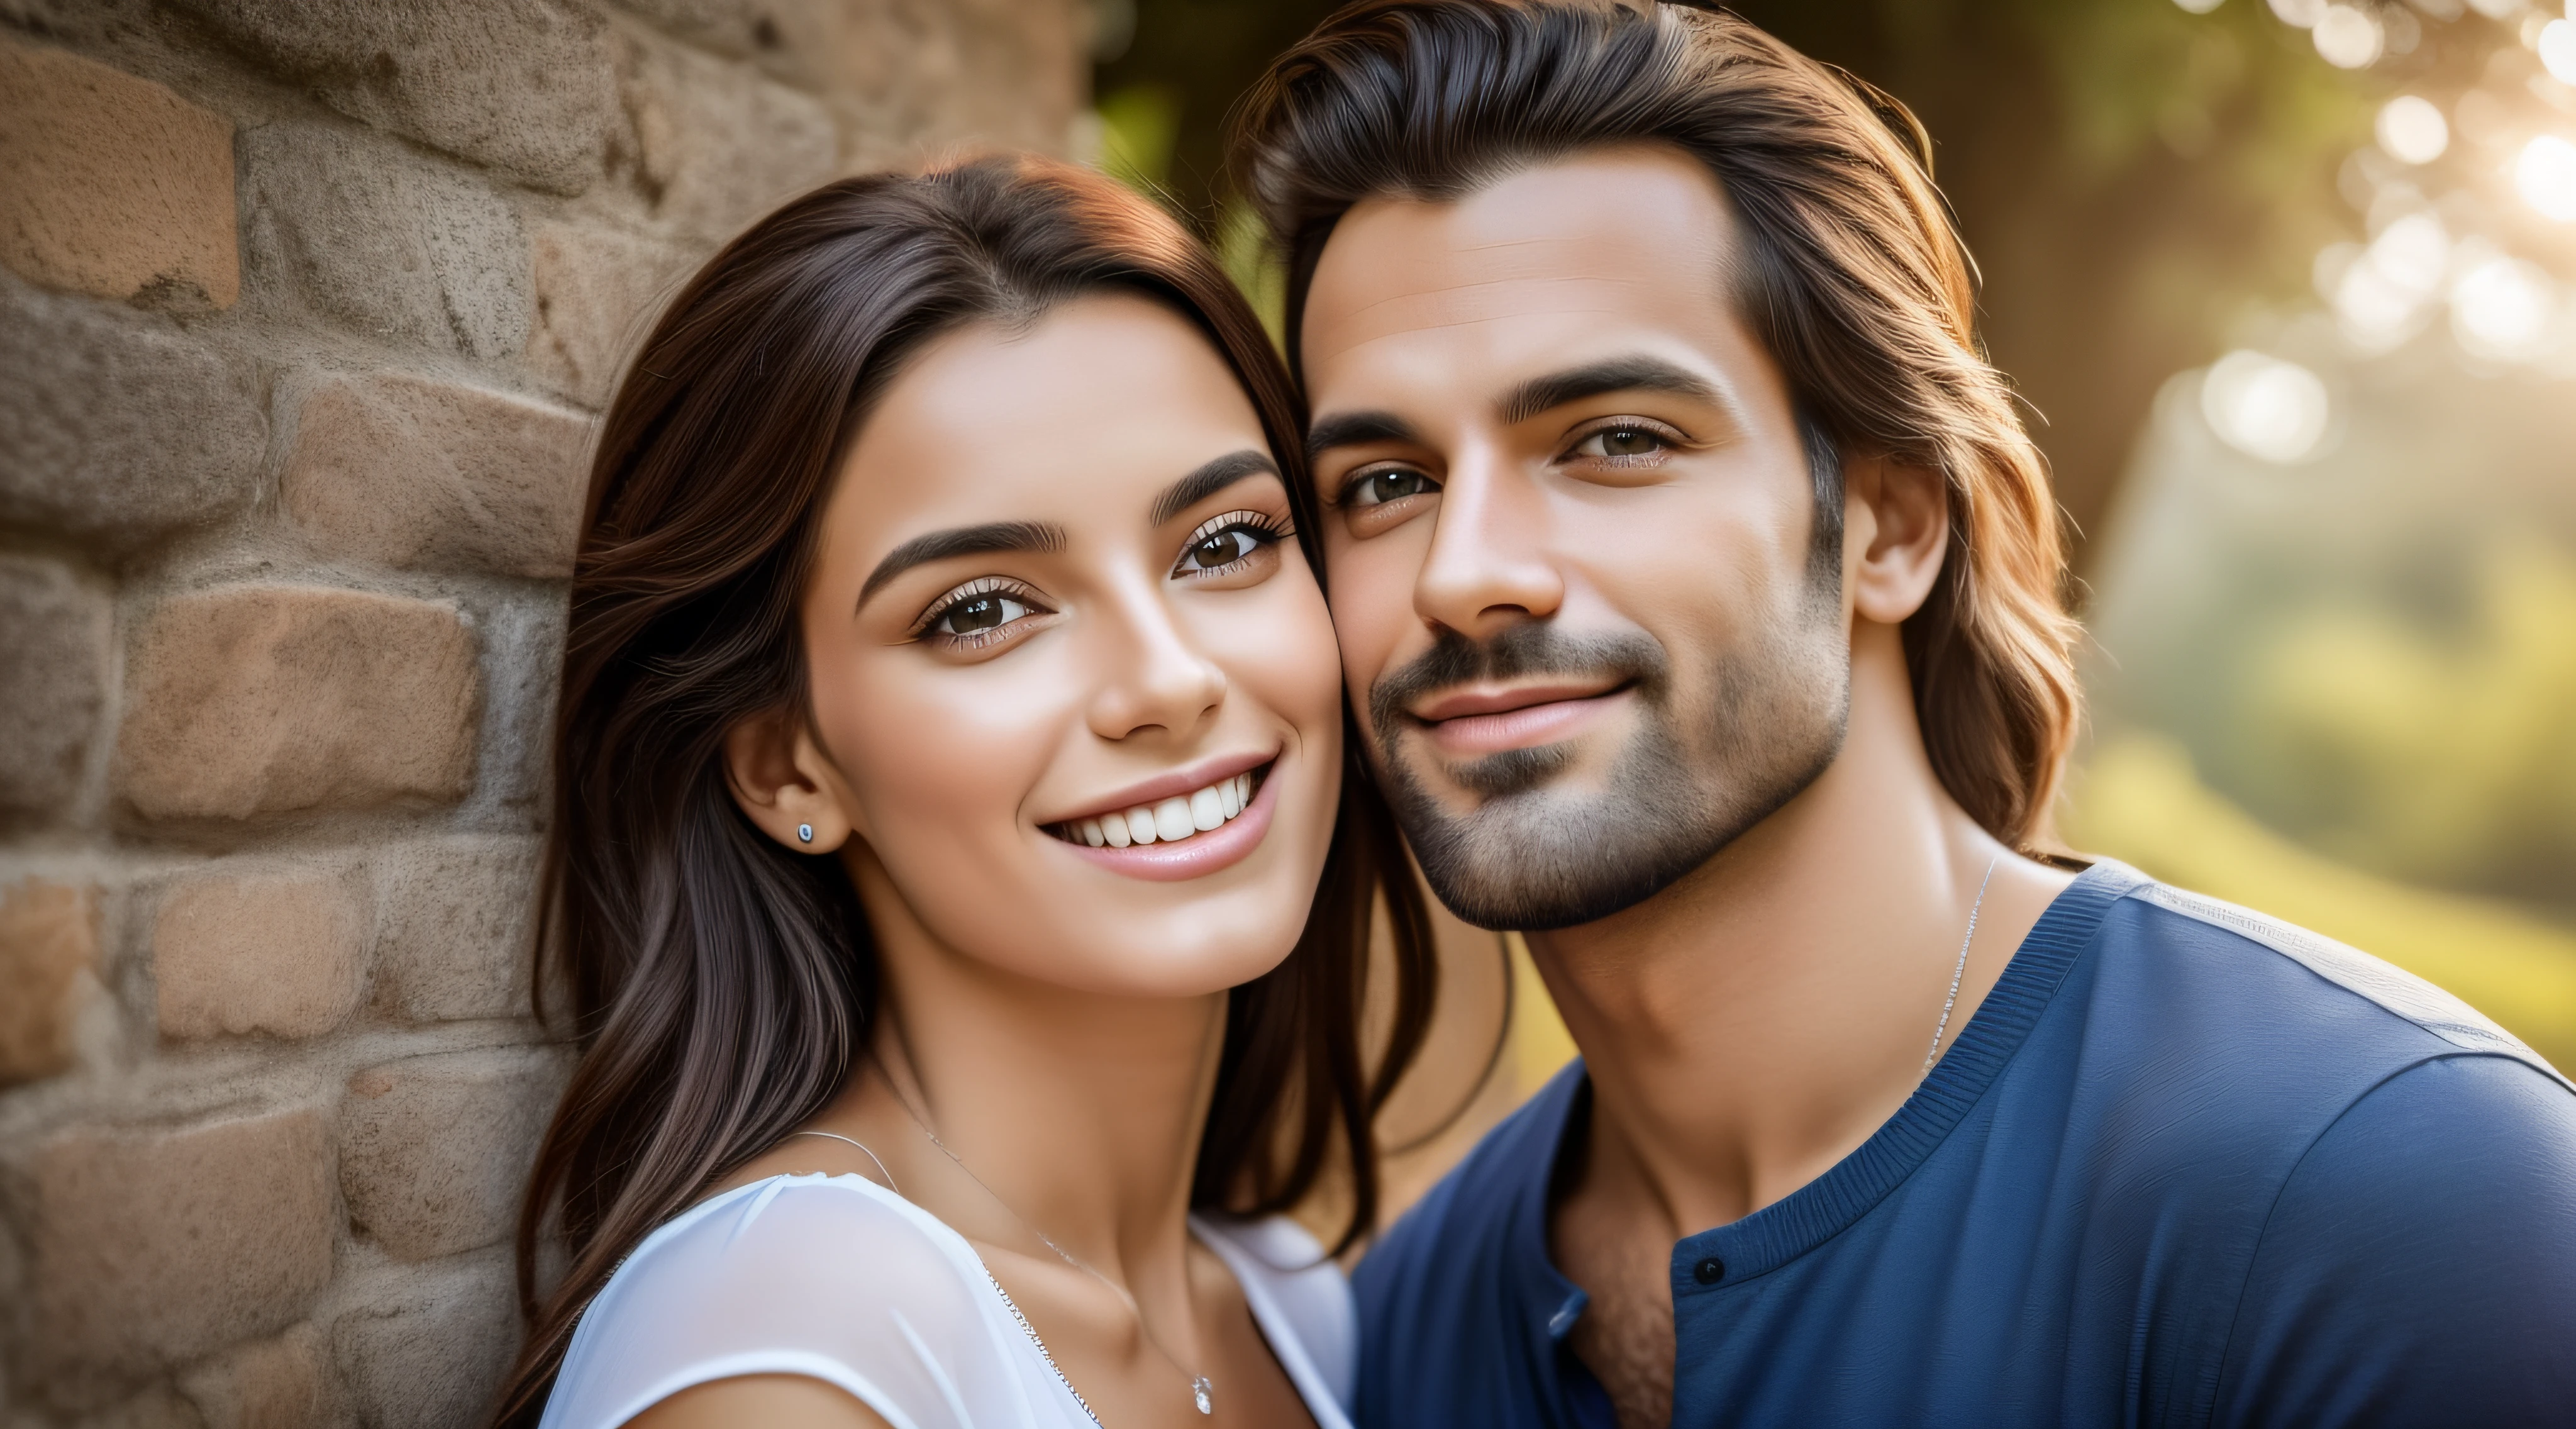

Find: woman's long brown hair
[491,155,1438,1426]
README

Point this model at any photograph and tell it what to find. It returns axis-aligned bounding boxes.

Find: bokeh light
[2451,252,2558,357]
[2172,0,2226,13]
[2377,96,2450,164]
[2540,19,2576,87]
[2312,5,2384,68]
[2269,0,2327,27]
[2200,350,2333,462]
[2324,211,2451,346]
[2519,135,2576,221]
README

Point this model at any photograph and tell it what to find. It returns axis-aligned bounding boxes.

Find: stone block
[115,585,480,821]
[240,123,528,361]
[281,370,591,577]
[333,1259,518,1429]
[0,555,109,816]
[525,221,692,408]
[82,1385,206,1429]
[824,0,1085,162]
[179,1323,331,1429]
[0,877,97,1086]
[172,0,618,195]
[153,867,365,1040]
[340,1045,564,1262]
[0,37,238,309]
[30,1109,335,1386]
[372,835,541,1024]
[0,281,266,548]
[619,32,835,242]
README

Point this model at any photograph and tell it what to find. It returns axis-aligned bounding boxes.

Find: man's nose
[1084,577,1228,743]
[1413,440,1565,641]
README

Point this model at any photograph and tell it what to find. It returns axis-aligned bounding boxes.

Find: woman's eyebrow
[1148,449,1280,527]
[858,520,1067,606]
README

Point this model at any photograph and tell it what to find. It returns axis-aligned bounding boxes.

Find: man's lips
[1406,680,1633,758]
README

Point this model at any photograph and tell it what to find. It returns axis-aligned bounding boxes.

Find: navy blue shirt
[1355,862,2576,1426]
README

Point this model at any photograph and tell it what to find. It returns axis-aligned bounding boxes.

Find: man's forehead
[1301,147,1741,374]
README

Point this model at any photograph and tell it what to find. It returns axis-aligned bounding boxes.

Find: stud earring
[797,823,814,845]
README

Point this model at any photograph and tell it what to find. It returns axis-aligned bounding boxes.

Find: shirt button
[1693,1257,1726,1285]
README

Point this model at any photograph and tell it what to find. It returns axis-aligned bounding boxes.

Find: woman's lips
[1054,762,1280,882]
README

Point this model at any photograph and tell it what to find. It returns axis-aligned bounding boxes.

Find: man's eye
[931,593,1030,635]
[1575,426,1667,459]
[1188,528,1262,570]
[1346,468,1438,507]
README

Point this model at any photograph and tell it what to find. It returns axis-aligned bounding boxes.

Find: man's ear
[723,707,859,854]
[1841,455,1950,626]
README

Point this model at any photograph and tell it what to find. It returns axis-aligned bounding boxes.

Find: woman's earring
[797,823,814,845]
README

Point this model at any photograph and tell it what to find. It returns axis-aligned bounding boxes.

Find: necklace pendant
[1192,1377,1213,1415]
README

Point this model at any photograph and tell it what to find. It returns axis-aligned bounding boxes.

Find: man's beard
[1367,611,1850,931]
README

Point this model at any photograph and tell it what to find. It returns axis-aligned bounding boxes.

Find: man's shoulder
[2102,875,2565,1091]
[2056,871,2575,1193]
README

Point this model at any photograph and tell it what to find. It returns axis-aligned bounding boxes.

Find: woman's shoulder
[543,1176,1050,1429]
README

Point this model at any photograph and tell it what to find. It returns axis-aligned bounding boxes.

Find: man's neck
[1530,631,2075,1237]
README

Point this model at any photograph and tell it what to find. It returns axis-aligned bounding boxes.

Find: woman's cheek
[831,652,1058,869]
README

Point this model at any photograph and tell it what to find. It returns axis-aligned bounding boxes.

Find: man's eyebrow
[858,520,1066,606]
[1497,355,1724,425]
[1149,449,1280,528]
[1306,411,1424,464]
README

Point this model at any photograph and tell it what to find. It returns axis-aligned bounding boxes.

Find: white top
[540,1174,1357,1429]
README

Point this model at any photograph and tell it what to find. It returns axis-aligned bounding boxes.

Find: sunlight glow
[2377,96,2450,164]
[2202,351,2333,463]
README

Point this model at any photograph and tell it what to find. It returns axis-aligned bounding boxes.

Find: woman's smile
[1048,759,1278,881]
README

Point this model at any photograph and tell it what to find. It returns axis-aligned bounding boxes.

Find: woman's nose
[1085,583,1227,743]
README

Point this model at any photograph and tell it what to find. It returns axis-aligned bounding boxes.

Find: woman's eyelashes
[911,577,1053,650]
[1170,509,1292,580]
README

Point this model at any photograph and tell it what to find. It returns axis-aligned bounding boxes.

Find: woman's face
[773,294,1343,997]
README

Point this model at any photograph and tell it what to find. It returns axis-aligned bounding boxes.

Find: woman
[490,156,1438,1428]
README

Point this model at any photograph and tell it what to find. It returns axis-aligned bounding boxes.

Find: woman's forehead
[830,294,1274,542]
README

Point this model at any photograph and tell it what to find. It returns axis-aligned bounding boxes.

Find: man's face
[1301,145,1852,930]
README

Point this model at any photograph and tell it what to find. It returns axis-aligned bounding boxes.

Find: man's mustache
[1365,623,1670,744]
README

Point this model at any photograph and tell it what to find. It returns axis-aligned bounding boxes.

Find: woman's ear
[723,708,858,854]
[1840,455,1950,626]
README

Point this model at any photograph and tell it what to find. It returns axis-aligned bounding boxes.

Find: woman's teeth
[1059,770,1258,848]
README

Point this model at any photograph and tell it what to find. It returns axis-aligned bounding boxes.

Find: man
[1234,3,2576,1425]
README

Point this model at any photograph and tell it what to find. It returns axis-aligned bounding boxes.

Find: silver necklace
[1922,855,2002,1074]
[874,1056,1217,1416]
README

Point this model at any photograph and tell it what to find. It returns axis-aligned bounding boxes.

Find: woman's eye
[1188,528,1262,570]
[1346,468,1437,507]
[1574,426,1668,459]
[931,593,1031,637]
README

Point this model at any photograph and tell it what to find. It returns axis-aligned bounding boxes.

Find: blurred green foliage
[2226,537,2576,904]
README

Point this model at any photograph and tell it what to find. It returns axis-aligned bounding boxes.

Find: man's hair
[1234,0,2082,848]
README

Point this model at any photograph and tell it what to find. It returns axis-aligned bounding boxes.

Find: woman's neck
[810,849,1231,1300]
[870,958,1228,1275]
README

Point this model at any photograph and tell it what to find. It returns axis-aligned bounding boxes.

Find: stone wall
[0,3,1087,1424]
